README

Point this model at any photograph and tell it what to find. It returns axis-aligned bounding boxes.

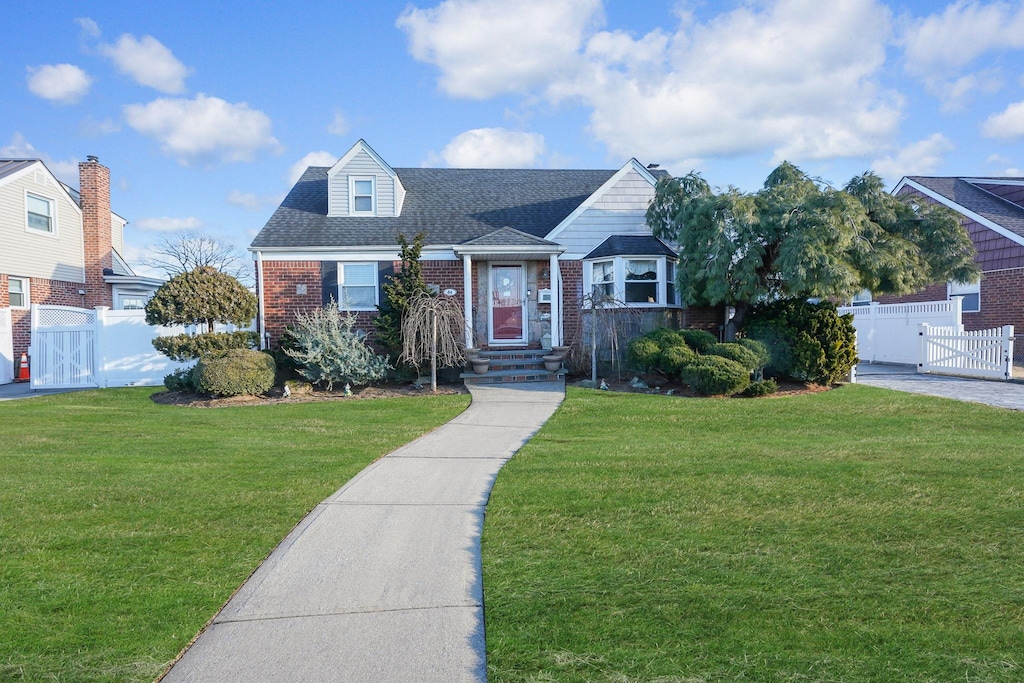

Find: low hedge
[194,349,276,397]
[680,355,750,396]
[706,342,761,372]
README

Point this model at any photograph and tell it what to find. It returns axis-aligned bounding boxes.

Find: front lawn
[0,388,469,682]
[483,385,1024,682]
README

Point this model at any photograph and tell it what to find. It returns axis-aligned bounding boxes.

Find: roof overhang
[452,244,566,260]
[103,274,164,289]
[894,177,1024,248]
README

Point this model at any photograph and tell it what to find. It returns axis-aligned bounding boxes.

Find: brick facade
[259,260,323,347]
[2,274,83,361]
[883,185,1024,360]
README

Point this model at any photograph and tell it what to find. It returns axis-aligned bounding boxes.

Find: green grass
[483,385,1024,682]
[0,388,469,682]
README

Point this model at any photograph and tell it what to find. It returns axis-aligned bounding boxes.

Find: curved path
[161,381,564,682]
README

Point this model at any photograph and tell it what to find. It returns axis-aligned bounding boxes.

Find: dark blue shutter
[378,261,394,309]
[321,262,338,306]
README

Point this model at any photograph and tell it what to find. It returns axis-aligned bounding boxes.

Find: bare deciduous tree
[399,293,468,392]
[142,232,253,286]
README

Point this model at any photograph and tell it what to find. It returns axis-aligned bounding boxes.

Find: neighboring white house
[0,157,161,383]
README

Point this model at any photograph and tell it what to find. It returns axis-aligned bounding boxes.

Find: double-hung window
[591,260,614,300]
[350,176,375,214]
[8,277,29,308]
[339,263,377,310]
[949,280,980,312]
[26,193,54,233]
[625,259,658,303]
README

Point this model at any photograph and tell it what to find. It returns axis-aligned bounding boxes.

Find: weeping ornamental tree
[399,292,468,392]
[646,162,979,331]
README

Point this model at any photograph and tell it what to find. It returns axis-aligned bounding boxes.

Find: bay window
[585,257,679,307]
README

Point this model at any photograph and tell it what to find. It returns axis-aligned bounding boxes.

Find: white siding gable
[326,140,405,218]
[0,161,85,282]
[548,161,658,259]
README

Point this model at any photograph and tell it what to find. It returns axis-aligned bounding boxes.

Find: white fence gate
[0,307,13,384]
[919,324,1015,380]
[29,305,197,389]
[838,299,963,365]
[31,305,98,389]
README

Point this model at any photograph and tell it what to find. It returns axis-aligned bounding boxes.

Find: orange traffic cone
[15,353,30,382]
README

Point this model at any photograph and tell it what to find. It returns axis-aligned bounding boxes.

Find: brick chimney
[79,155,114,308]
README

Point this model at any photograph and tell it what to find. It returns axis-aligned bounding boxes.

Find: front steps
[461,349,567,385]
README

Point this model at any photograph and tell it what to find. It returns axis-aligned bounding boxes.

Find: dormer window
[350,176,375,215]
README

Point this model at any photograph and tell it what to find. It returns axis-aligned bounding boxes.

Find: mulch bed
[150,373,831,408]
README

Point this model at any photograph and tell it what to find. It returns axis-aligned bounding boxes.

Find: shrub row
[627,328,772,396]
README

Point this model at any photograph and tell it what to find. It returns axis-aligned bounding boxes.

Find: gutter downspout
[256,251,267,350]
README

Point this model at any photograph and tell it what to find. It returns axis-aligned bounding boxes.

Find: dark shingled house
[249,139,700,366]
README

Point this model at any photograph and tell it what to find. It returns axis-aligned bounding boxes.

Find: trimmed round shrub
[745,299,858,384]
[678,328,717,353]
[658,343,697,380]
[163,366,196,392]
[627,336,662,371]
[736,337,771,369]
[706,342,761,372]
[194,349,276,397]
[645,328,685,348]
[742,378,779,397]
[153,331,257,363]
[680,355,750,396]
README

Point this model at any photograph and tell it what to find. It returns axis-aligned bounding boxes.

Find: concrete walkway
[856,363,1024,411]
[161,381,564,683]
[0,382,90,401]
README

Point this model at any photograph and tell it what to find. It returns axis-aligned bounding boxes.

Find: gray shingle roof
[908,176,1024,241]
[585,235,677,259]
[461,226,560,247]
[250,167,617,249]
[0,159,39,182]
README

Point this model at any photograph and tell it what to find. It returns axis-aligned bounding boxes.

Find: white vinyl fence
[0,307,13,384]
[838,299,963,365]
[29,304,252,390]
[919,324,1015,380]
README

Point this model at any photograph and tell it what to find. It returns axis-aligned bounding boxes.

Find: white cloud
[982,100,1024,139]
[985,154,1022,176]
[26,64,92,104]
[134,216,204,232]
[287,151,338,185]
[327,111,349,136]
[124,94,282,165]
[1,132,37,157]
[439,128,545,167]
[400,0,900,166]
[870,134,954,184]
[99,34,190,94]
[901,1,1024,105]
[75,17,101,39]
[226,190,284,210]
[80,117,121,137]
[397,0,602,98]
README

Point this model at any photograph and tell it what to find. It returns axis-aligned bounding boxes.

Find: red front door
[490,265,526,344]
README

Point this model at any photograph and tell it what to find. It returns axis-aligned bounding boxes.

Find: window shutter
[378,261,394,308]
[321,262,338,306]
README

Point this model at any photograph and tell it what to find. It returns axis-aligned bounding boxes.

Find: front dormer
[326,139,405,217]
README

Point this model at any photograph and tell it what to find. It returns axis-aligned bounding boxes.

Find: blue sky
[4,0,1024,277]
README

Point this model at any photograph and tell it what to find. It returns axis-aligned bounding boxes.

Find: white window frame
[584,256,676,308]
[948,280,980,313]
[338,262,378,310]
[850,288,873,306]
[349,176,376,215]
[25,191,57,236]
[8,276,29,309]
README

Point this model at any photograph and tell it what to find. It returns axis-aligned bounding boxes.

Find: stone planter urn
[470,356,490,374]
[551,345,570,359]
[543,354,563,372]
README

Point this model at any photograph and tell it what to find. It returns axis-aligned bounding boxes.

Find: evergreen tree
[375,232,430,359]
[647,162,979,331]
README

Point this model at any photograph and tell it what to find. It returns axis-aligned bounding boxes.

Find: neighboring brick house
[0,157,160,382]
[249,139,699,356]
[880,176,1024,360]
